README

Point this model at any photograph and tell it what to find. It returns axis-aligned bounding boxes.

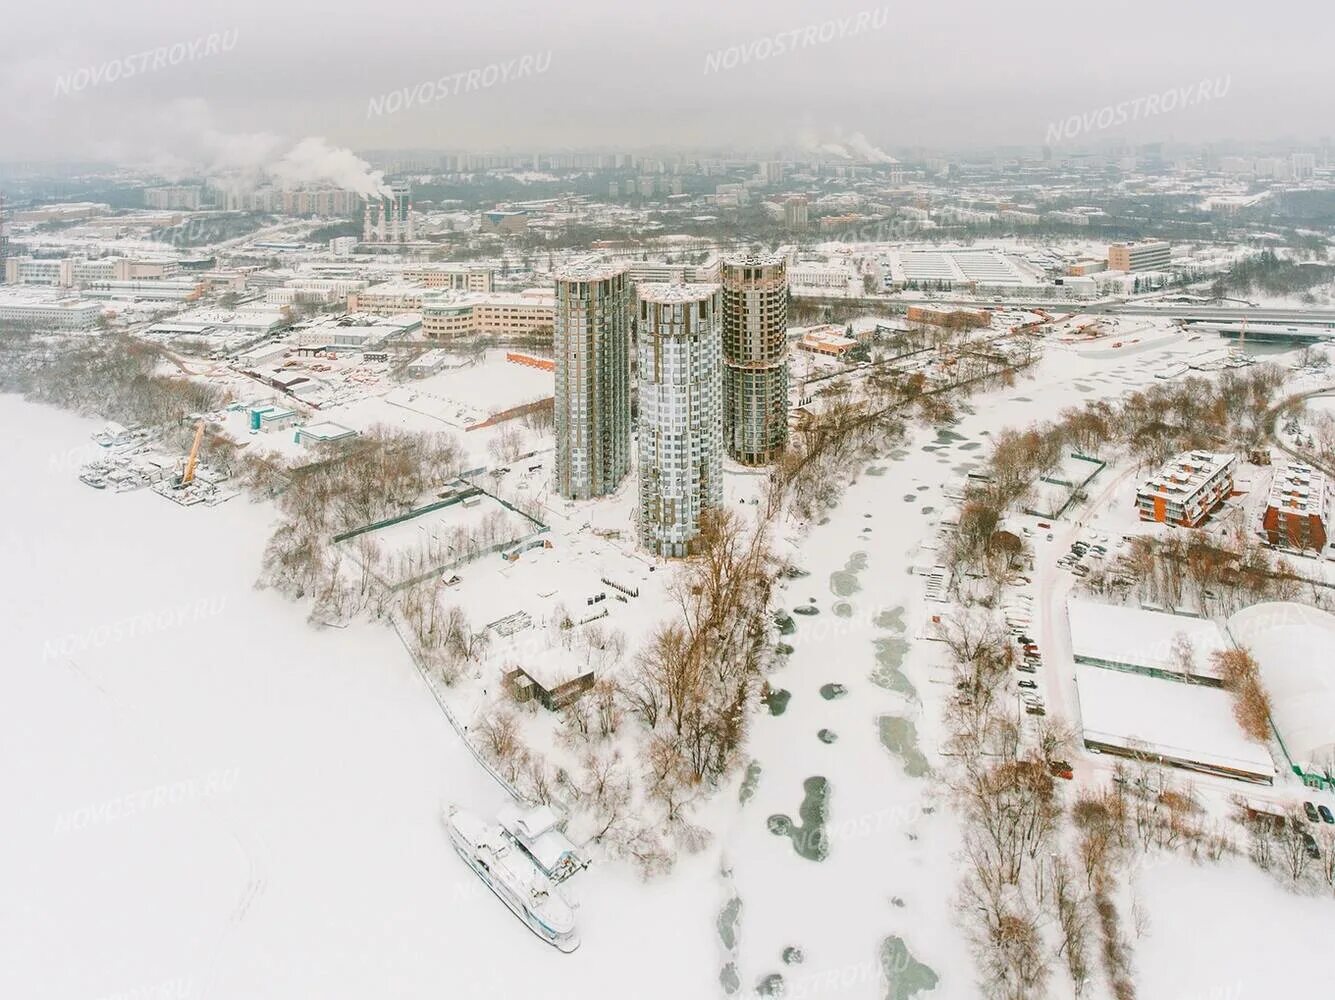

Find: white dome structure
[1228,602,1335,785]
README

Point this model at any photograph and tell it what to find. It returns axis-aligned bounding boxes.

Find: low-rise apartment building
[1135,450,1237,527]
[1262,462,1331,552]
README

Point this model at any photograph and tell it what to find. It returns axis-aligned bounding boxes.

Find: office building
[1107,240,1171,273]
[636,282,724,557]
[421,289,555,340]
[403,263,495,292]
[721,253,789,464]
[553,262,631,499]
[0,291,101,331]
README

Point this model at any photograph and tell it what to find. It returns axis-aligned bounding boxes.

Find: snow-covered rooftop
[1138,450,1236,500]
[1067,599,1229,682]
[635,281,720,304]
[1266,462,1330,518]
[553,261,626,283]
[1075,663,1275,782]
[1228,602,1335,774]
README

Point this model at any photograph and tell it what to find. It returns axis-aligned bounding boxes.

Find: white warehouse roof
[1067,599,1229,682]
[1228,602,1335,775]
[1075,664,1275,783]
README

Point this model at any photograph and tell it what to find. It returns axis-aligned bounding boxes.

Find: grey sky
[2,0,1331,167]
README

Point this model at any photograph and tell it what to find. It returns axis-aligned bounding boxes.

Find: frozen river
[0,395,717,1000]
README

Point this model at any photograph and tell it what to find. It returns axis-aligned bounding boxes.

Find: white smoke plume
[113,100,390,199]
[270,137,391,199]
[846,131,898,164]
[798,123,897,164]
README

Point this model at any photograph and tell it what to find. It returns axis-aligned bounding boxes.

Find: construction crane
[176,420,205,489]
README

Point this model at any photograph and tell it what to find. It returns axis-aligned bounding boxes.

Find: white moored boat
[445,806,580,952]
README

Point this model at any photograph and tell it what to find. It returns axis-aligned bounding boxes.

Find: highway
[794,291,1335,326]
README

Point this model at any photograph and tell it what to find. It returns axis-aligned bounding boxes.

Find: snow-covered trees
[628,508,774,787]
[1211,647,1273,744]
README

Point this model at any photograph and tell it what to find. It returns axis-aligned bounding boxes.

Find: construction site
[78,417,237,506]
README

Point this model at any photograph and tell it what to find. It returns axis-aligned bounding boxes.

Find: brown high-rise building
[721,253,789,465]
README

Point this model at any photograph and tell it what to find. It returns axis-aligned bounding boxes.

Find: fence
[389,613,524,802]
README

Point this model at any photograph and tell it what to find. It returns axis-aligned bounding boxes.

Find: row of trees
[3,334,229,428]
[1211,250,1335,299]
[1092,531,1304,617]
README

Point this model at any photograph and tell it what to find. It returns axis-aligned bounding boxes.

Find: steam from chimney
[270,137,392,200]
[846,132,898,164]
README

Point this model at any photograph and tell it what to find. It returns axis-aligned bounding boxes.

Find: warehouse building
[1074,664,1275,783]
[1067,599,1229,685]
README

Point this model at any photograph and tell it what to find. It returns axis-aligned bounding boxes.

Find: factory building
[636,282,724,557]
[362,183,416,243]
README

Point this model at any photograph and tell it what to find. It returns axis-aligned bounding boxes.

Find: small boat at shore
[444,806,580,952]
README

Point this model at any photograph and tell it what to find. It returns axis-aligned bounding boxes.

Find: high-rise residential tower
[553,262,631,500]
[636,282,724,557]
[721,253,789,465]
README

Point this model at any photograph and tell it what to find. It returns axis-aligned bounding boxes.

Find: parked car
[1016,662,1037,674]
[1301,830,1321,859]
[1048,760,1074,780]
[1038,522,1052,529]
[1016,634,1033,645]
[1320,805,1335,824]
[1018,679,1038,690]
[1025,702,1047,716]
[1304,801,1321,823]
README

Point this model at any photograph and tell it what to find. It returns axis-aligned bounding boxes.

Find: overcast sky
[2,0,1332,170]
